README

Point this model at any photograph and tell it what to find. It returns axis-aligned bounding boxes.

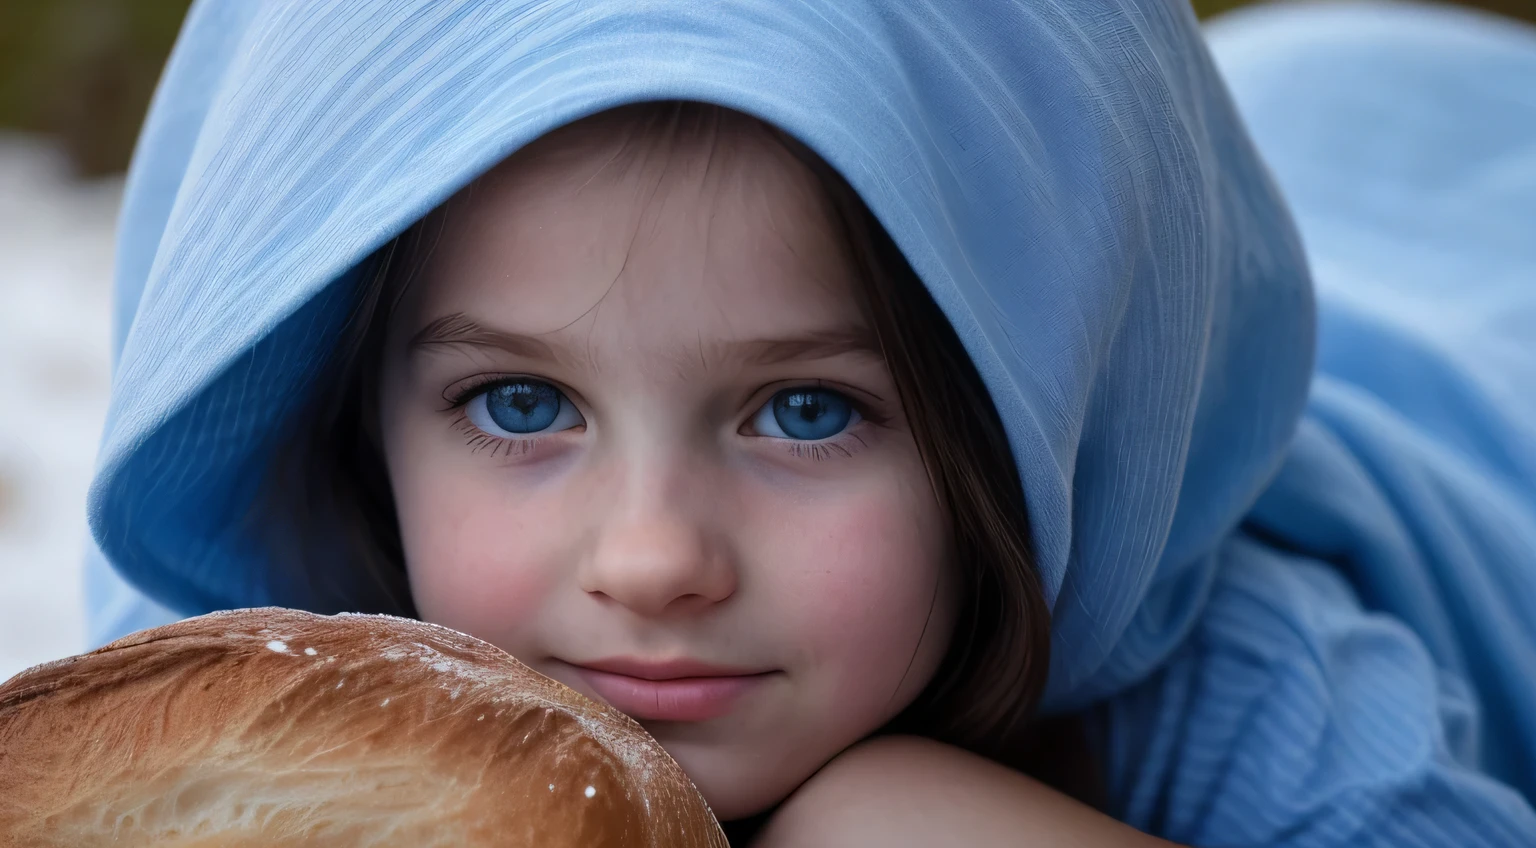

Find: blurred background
[0,0,1532,682]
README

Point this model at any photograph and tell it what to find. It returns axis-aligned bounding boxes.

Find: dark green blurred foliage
[0,0,193,176]
[0,0,1531,176]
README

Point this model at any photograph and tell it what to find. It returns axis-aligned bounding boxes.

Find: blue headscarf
[84,0,1536,843]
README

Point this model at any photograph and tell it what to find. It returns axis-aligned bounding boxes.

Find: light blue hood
[84,0,1536,843]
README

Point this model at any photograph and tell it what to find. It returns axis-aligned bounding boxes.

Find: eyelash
[783,434,870,462]
[759,381,883,462]
[449,410,541,458]
[440,375,880,461]
[442,375,551,458]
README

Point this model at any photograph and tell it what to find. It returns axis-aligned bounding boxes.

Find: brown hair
[263,100,1075,802]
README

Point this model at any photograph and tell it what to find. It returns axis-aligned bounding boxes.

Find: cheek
[754,472,954,703]
[384,414,567,648]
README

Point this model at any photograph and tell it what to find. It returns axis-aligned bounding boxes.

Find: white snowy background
[0,134,120,682]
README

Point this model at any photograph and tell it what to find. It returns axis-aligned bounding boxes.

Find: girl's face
[378,110,956,820]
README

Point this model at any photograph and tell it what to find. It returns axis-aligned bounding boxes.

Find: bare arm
[750,735,1180,848]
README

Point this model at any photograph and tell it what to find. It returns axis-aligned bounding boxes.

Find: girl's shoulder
[748,734,1174,847]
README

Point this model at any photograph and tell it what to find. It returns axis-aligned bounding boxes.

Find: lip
[566,658,777,723]
[574,657,768,681]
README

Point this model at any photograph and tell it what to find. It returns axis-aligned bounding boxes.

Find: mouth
[562,658,779,723]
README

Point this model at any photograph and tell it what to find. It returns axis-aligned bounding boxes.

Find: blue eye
[751,388,859,441]
[466,380,584,437]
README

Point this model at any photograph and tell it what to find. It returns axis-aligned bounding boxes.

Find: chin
[660,739,807,823]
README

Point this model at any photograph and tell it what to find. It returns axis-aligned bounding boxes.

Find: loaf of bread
[0,608,728,847]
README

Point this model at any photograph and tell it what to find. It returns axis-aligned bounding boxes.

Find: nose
[577,478,737,618]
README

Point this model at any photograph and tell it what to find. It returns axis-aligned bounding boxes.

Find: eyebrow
[409,313,556,360]
[737,329,884,366]
[408,312,884,367]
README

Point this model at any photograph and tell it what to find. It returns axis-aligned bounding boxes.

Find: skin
[377,109,957,821]
[754,735,1177,847]
[376,105,1180,845]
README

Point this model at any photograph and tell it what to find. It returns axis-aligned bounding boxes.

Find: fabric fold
[85,0,1536,841]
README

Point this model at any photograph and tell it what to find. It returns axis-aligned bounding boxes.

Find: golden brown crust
[0,608,727,847]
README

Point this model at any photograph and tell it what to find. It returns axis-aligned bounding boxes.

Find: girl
[82,0,1536,844]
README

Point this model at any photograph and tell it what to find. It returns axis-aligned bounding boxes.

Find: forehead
[400,106,869,351]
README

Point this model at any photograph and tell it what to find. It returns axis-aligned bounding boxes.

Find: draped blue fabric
[84,0,1536,842]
